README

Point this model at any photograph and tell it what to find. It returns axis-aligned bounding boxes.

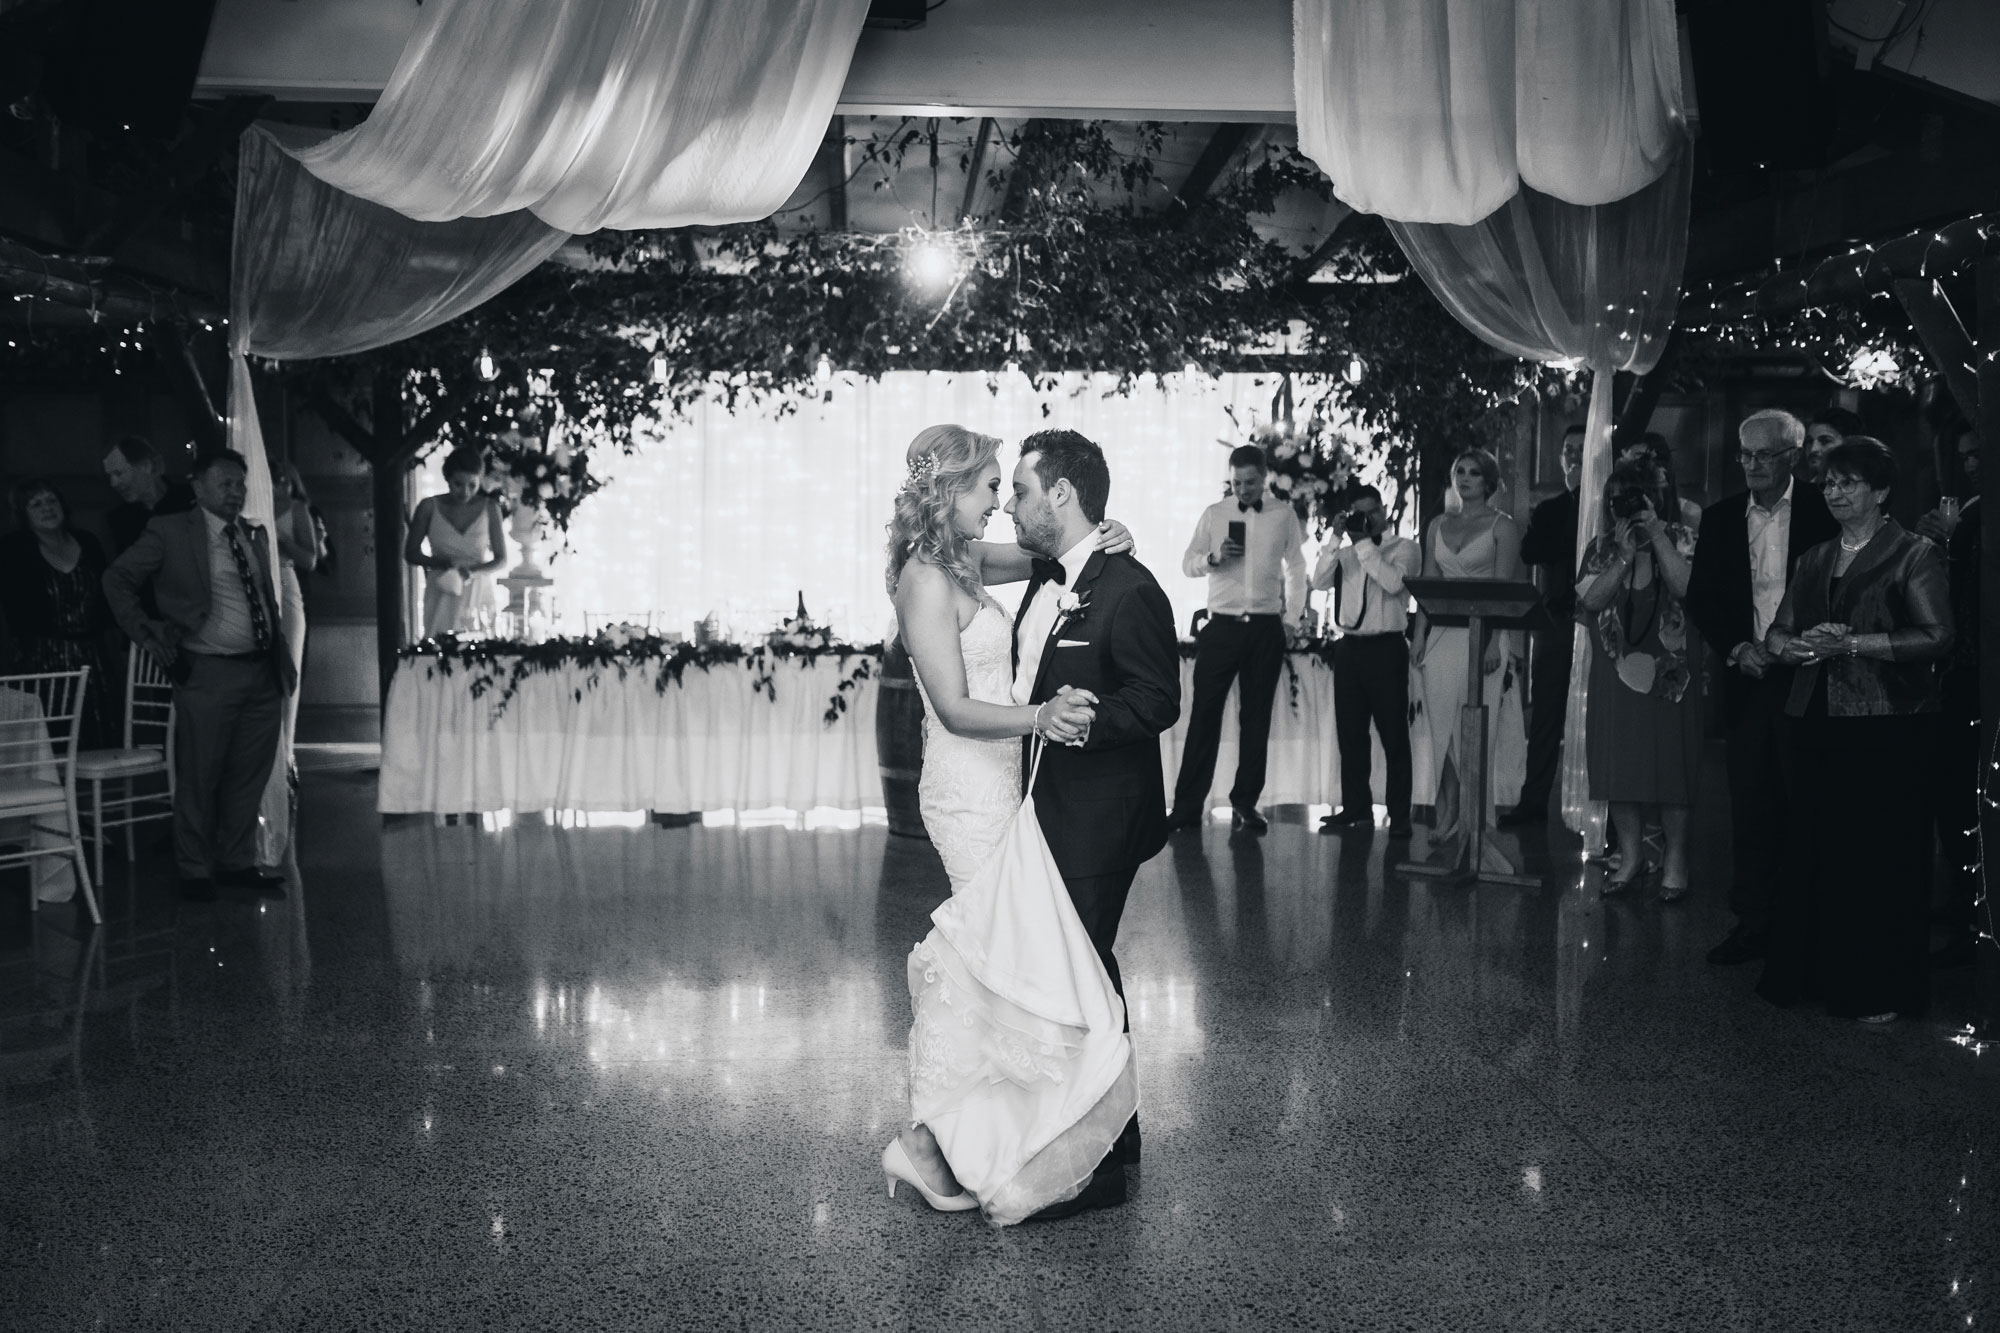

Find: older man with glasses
[1686,408,1839,965]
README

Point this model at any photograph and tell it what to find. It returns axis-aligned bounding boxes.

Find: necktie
[1239,500,1262,513]
[1030,557,1066,586]
[222,522,273,653]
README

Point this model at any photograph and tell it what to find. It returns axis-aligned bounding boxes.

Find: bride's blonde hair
[885,424,1002,598]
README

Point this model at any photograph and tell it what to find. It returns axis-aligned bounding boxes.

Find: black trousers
[1172,616,1286,815]
[1331,633,1412,824]
[1722,671,1794,935]
[172,653,284,878]
[1931,681,1981,934]
[1067,864,1141,1166]
[1516,620,1574,815]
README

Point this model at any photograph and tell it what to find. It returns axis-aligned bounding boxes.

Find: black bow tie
[1030,557,1067,586]
[1239,500,1262,513]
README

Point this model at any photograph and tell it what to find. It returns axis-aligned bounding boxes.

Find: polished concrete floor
[1,748,1995,1331]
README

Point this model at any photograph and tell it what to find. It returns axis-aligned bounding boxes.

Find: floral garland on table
[401,626,880,726]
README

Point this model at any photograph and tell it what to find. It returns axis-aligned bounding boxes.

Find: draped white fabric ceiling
[291,0,871,231]
[1292,0,1687,226]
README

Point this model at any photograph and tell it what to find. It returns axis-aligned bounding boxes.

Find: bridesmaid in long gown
[404,447,507,638]
[1412,447,1527,838]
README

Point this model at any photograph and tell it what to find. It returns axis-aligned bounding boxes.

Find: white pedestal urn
[499,500,555,640]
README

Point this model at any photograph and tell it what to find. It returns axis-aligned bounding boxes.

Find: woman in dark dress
[0,477,118,748]
[1757,438,1953,1024]
[1574,461,1702,901]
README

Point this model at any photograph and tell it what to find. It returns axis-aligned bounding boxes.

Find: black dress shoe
[1705,928,1767,966]
[1230,807,1269,834]
[1386,821,1414,840]
[215,867,286,896]
[1025,1164,1127,1221]
[1164,810,1202,833]
[1497,806,1546,828]
[177,877,217,903]
[1319,808,1371,833]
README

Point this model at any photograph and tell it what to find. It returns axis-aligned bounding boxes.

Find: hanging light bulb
[649,349,670,384]
[905,231,960,291]
[814,353,833,384]
[476,348,498,381]
[1182,359,1201,379]
[1343,354,1365,385]
[528,368,554,397]
[1003,358,1021,376]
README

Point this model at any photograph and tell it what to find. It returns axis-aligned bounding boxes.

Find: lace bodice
[910,597,1023,890]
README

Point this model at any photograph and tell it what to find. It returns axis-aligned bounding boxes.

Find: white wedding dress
[903,596,1138,1226]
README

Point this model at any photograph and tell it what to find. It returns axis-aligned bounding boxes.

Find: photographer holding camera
[1575,460,1703,901]
[1313,484,1421,837]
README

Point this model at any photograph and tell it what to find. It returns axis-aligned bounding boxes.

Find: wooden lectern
[1396,578,1552,888]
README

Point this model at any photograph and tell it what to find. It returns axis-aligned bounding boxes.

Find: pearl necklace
[1839,521,1882,553]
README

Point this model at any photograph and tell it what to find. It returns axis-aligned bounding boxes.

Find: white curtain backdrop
[1293,0,1686,225]
[292,0,870,231]
[419,372,1353,645]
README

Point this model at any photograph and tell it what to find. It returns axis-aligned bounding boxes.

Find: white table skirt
[379,652,1384,815]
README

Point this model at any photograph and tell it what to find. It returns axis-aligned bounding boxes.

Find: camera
[1610,488,1654,520]
[1341,510,1373,536]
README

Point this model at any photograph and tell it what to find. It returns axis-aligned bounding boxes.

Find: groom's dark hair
[1021,429,1109,524]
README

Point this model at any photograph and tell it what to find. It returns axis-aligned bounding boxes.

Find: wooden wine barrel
[875,638,930,840]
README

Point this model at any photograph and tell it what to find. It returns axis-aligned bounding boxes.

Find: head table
[376,638,1390,817]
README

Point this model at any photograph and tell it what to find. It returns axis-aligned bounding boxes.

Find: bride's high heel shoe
[882,1138,978,1212]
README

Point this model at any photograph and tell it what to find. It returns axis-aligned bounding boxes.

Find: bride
[881,424,1139,1225]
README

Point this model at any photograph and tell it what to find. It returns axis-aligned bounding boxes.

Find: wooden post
[1975,258,2000,1035]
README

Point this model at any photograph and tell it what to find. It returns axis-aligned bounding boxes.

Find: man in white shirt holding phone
[1167,445,1307,834]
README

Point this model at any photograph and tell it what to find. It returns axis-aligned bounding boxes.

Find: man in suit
[103,434,197,555]
[1504,424,1585,827]
[1007,428,1181,1217]
[1685,409,1837,965]
[104,451,296,903]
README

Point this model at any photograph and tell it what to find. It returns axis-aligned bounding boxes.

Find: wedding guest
[405,448,507,639]
[103,451,295,903]
[1413,447,1526,839]
[1916,423,1982,968]
[1574,462,1702,899]
[257,462,327,870]
[0,478,118,748]
[1506,423,1584,828]
[103,434,196,554]
[1620,430,1704,528]
[1314,484,1419,838]
[1686,408,1837,965]
[1803,406,1865,482]
[1168,444,1307,835]
[1758,437,1952,1024]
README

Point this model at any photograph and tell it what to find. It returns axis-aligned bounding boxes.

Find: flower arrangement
[403,627,879,726]
[1242,415,1359,536]
[486,414,604,531]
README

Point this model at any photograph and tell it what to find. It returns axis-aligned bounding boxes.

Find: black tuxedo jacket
[1685,482,1837,719]
[1519,487,1581,618]
[1013,550,1181,879]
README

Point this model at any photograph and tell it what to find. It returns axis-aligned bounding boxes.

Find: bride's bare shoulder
[895,558,977,629]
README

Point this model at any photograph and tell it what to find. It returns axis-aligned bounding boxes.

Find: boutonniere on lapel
[1052,588,1090,637]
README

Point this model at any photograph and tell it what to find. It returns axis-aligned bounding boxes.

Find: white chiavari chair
[0,668,100,925]
[75,643,177,885]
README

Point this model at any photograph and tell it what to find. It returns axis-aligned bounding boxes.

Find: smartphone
[1226,519,1246,546]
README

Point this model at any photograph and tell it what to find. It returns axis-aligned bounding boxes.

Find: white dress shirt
[1745,478,1794,645]
[1180,499,1307,624]
[181,509,269,656]
[1012,532,1098,704]
[1312,533,1419,636]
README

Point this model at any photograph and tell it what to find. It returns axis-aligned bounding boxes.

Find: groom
[1006,429,1182,1217]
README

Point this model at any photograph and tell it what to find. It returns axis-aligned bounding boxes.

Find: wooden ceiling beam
[1172,122,1256,218]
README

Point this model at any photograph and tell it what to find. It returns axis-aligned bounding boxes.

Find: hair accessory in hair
[900,452,940,494]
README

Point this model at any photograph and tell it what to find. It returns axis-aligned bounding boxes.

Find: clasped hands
[1774,621,1853,666]
[1036,685,1096,747]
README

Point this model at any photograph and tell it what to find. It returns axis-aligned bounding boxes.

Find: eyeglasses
[1819,476,1868,494]
[1736,447,1796,466]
